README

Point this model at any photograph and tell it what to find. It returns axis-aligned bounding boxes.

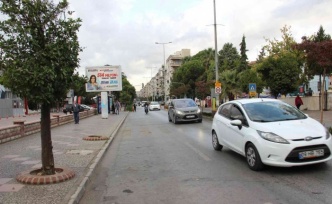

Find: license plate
[186,115,195,118]
[299,149,324,159]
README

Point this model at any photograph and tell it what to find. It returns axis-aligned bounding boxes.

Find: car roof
[225,98,281,105]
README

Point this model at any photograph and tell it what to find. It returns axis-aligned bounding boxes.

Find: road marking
[185,142,211,161]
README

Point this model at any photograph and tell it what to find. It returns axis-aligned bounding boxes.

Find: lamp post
[155,41,172,102]
[213,0,219,108]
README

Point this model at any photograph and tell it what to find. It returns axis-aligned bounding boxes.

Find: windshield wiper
[252,119,272,122]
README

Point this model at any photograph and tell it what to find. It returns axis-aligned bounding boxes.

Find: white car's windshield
[243,102,307,122]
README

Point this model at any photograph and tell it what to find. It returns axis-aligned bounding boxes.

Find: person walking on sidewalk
[115,100,121,115]
[72,101,81,124]
[295,94,303,109]
[133,103,137,112]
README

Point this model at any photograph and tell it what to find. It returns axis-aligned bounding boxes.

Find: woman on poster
[87,75,100,90]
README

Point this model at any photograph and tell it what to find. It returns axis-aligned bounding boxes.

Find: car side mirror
[230,119,242,130]
[169,105,174,109]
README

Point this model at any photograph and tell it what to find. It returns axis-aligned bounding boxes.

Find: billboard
[85,65,122,92]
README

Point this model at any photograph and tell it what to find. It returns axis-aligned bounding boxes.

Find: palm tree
[220,70,242,101]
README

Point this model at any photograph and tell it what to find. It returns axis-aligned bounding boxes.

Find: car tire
[168,114,172,122]
[173,115,178,124]
[212,131,222,151]
[197,119,202,123]
[245,143,264,171]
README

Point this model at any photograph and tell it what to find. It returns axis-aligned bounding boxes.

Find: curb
[67,112,129,204]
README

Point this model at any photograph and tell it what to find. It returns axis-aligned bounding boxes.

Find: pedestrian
[295,94,303,109]
[133,103,136,112]
[72,101,81,124]
[115,100,121,115]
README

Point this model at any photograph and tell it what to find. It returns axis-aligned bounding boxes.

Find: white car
[149,101,161,111]
[211,98,332,171]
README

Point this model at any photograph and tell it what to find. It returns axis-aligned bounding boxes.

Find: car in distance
[149,101,161,111]
[80,104,92,110]
[168,98,202,124]
[211,98,332,171]
[63,104,85,114]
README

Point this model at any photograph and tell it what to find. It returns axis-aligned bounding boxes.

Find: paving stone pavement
[0,111,128,204]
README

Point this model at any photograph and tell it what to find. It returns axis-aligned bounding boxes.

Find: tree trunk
[41,103,55,175]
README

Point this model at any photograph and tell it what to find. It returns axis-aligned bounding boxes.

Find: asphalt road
[79,106,332,204]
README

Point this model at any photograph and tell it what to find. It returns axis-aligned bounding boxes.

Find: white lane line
[185,142,211,161]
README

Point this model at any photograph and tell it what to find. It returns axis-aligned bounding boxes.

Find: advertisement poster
[85,65,123,92]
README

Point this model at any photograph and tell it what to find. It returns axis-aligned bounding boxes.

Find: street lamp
[213,0,219,108]
[155,41,172,102]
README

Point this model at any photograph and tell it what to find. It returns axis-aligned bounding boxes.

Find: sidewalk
[0,111,129,204]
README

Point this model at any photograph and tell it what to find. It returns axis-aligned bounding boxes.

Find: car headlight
[197,108,201,113]
[325,128,331,140]
[175,110,184,115]
[257,130,289,144]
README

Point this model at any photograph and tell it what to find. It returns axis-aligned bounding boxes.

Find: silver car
[168,99,202,124]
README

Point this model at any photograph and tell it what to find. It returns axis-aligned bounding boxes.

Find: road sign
[249,92,256,97]
[215,82,221,87]
[249,83,256,92]
[215,87,221,94]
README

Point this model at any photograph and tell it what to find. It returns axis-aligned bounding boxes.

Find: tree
[218,43,240,72]
[0,0,82,175]
[257,52,301,97]
[238,69,264,95]
[294,28,332,122]
[256,25,304,97]
[171,60,204,98]
[238,35,249,72]
[220,69,241,100]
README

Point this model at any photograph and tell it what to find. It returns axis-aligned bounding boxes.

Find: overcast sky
[67,0,332,91]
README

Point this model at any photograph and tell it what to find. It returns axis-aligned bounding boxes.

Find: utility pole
[155,42,172,102]
[213,0,219,108]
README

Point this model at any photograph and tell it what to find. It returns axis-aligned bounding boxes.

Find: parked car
[80,104,92,110]
[149,101,161,111]
[211,98,332,171]
[168,98,202,124]
[63,104,85,114]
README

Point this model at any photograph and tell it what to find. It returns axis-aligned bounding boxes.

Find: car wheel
[245,143,264,171]
[197,119,202,123]
[168,114,172,122]
[173,115,178,124]
[212,131,222,151]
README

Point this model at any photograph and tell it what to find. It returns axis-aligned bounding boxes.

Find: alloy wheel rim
[247,147,256,167]
[212,134,218,147]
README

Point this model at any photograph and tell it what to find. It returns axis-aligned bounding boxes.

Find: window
[218,104,232,118]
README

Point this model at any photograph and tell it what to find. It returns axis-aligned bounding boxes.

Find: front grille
[292,136,322,141]
[285,144,331,163]
[183,110,197,113]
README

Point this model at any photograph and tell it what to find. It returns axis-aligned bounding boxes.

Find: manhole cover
[83,135,108,141]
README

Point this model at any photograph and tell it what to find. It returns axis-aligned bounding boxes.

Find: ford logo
[305,136,313,141]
